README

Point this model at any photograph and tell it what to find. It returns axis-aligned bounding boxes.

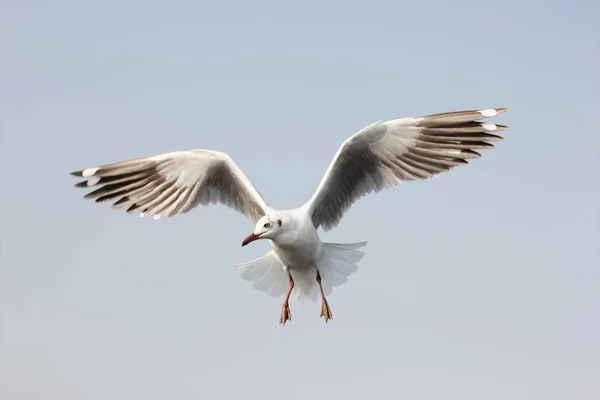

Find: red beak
[241,232,262,247]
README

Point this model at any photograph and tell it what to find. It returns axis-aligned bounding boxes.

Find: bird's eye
[264,222,271,228]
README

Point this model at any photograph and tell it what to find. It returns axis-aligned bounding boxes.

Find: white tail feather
[235,252,288,298]
[235,242,367,305]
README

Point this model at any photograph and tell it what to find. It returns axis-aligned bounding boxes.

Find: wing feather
[306,108,508,231]
[71,150,268,223]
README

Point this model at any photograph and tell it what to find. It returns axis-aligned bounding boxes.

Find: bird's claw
[279,303,292,326]
[320,298,332,323]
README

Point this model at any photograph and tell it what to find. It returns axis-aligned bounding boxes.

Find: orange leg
[316,270,332,323]
[279,271,294,326]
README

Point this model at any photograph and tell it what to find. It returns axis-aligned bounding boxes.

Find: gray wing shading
[71,149,268,224]
[306,108,509,231]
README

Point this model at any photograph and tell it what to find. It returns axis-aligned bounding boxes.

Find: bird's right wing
[71,149,268,224]
[305,108,509,231]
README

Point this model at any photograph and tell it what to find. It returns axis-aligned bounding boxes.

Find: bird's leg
[316,270,332,323]
[280,270,294,326]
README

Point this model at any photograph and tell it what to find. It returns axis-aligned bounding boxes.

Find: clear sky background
[1,1,599,399]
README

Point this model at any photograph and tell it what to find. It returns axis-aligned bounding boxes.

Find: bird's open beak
[241,232,262,247]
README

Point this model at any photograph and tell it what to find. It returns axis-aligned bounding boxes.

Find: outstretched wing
[305,108,509,231]
[71,149,268,224]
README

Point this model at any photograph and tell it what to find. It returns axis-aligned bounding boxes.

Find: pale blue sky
[1,0,599,399]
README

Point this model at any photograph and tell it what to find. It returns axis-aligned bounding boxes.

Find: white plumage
[71,107,508,325]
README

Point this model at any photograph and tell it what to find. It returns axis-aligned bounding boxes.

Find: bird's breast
[270,227,322,270]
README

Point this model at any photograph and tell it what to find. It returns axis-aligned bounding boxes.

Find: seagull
[71,107,508,325]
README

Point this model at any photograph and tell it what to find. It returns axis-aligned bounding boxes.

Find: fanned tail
[234,242,367,305]
[315,241,367,299]
[234,252,289,298]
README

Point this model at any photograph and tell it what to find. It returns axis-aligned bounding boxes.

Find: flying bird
[71,107,508,325]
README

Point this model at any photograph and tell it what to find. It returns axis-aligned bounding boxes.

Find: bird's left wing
[71,149,268,224]
[305,108,509,231]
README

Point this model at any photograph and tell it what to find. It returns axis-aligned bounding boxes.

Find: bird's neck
[273,213,318,248]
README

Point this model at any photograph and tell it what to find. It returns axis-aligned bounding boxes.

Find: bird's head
[241,214,285,247]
